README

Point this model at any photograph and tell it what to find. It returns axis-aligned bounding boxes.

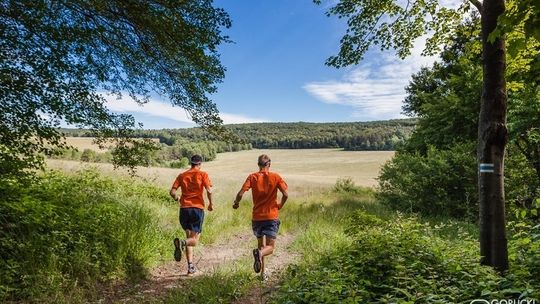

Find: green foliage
[52,136,248,168]
[493,0,540,66]
[80,149,97,162]
[379,15,540,221]
[400,17,482,154]
[51,147,114,164]
[508,86,540,184]
[0,0,232,178]
[227,121,414,150]
[374,20,481,221]
[271,211,537,303]
[377,143,478,220]
[315,0,469,66]
[333,177,359,193]
[333,177,372,196]
[169,157,190,169]
[0,170,173,301]
[506,145,540,218]
[506,220,540,297]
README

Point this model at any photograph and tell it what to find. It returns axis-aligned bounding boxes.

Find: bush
[0,170,173,301]
[505,144,540,220]
[333,177,372,196]
[80,148,97,162]
[271,211,535,304]
[169,157,190,169]
[506,219,540,298]
[377,143,478,220]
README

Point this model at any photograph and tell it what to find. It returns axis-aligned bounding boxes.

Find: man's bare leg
[184,230,200,263]
[257,235,276,279]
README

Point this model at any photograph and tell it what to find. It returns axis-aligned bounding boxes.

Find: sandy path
[98,232,298,303]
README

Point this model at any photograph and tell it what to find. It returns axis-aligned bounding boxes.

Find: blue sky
[105,0,438,129]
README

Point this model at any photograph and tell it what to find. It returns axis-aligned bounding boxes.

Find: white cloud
[304,36,438,120]
[104,94,267,125]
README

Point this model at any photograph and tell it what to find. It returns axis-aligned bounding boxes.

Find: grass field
[62,137,109,151]
[47,149,393,205]
[48,149,393,187]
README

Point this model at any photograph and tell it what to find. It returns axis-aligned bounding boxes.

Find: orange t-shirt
[241,170,288,221]
[171,167,212,210]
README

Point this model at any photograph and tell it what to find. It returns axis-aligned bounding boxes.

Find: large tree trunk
[478,0,509,271]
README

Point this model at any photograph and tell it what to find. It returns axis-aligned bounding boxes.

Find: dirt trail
[99,232,299,303]
[232,233,300,304]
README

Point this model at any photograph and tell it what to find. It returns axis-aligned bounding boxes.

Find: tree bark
[478,0,509,271]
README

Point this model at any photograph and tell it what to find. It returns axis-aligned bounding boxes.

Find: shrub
[271,211,528,304]
[333,177,372,196]
[506,219,540,299]
[169,157,190,169]
[377,143,478,220]
[80,148,97,162]
[505,144,540,220]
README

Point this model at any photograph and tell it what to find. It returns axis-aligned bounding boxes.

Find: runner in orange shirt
[170,154,213,275]
[232,154,288,280]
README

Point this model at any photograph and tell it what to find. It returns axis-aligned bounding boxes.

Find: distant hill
[228,120,415,150]
[61,119,416,151]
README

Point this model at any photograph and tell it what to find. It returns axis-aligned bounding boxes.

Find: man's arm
[170,188,180,201]
[277,189,288,210]
[206,187,213,211]
[233,189,245,209]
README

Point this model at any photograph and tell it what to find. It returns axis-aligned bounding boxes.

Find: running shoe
[187,263,196,276]
[252,248,262,273]
[173,238,182,261]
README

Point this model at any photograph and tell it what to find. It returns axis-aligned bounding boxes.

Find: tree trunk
[478,0,509,271]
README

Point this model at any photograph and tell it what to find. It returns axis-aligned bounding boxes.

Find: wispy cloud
[104,94,267,125]
[304,37,438,120]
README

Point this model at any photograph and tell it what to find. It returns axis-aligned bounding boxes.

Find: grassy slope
[0,170,179,303]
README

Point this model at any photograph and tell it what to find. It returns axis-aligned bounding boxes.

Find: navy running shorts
[252,219,280,239]
[179,207,205,233]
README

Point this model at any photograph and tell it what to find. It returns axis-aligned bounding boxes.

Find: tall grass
[278,179,388,260]
[162,262,256,304]
[0,169,178,302]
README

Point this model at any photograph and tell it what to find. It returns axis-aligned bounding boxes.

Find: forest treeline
[56,120,415,168]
